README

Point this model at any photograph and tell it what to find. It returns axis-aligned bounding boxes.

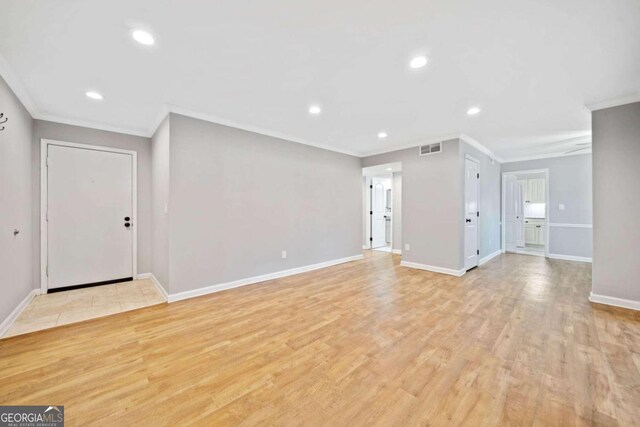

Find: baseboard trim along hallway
[548,253,593,263]
[589,292,640,311]
[0,289,41,338]
[400,260,466,277]
[167,254,365,303]
[137,273,169,301]
[479,250,502,266]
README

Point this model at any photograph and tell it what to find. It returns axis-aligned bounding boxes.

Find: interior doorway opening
[362,162,402,254]
[501,169,549,257]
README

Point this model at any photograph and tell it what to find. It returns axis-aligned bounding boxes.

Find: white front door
[464,158,479,270]
[47,144,134,289]
[371,178,387,248]
[504,175,525,252]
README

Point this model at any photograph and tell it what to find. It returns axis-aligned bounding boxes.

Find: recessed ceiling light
[467,107,481,115]
[308,105,322,115]
[378,132,388,139]
[132,29,155,46]
[386,168,393,171]
[410,55,428,69]
[85,91,103,100]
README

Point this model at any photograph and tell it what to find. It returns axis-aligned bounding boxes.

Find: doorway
[41,139,137,292]
[362,162,402,254]
[501,169,549,257]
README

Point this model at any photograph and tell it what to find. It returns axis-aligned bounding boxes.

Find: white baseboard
[392,249,402,255]
[589,293,640,311]
[137,273,168,301]
[479,250,502,266]
[548,253,592,263]
[168,254,364,303]
[400,260,466,277]
[0,289,41,338]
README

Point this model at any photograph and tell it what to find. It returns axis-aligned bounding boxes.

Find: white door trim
[501,168,549,258]
[40,139,138,293]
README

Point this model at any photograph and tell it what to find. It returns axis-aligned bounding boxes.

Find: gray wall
[32,120,152,284]
[459,142,502,263]
[362,140,463,271]
[167,113,362,294]
[150,117,171,291]
[392,172,402,252]
[502,154,592,259]
[592,101,640,302]
[0,74,33,323]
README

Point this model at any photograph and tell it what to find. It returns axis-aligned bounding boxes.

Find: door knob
[124,216,130,221]
[466,218,471,223]
[124,222,131,228]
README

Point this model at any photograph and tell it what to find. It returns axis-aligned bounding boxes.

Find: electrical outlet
[281,250,287,259]
[404,243,410,251]
[558,203,565,211]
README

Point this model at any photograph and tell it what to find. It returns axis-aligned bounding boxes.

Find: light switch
[404,243,410,251]
[558,203,565,211]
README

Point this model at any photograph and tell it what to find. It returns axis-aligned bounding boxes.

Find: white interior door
[464,158,479,270]
[504,175,517,252]
[505,175,525,253]
[371,178,387,248]
[515,181,525,247]
[47,144,134,289]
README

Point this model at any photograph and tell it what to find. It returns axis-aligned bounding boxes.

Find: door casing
[40,139,138,293]
[501,168,549,257]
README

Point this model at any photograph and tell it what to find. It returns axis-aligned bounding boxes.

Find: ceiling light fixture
[410,55,428,69]
[85,91,104,100]
[467,107,481,115]
[132,29,155,46]
[378,132,388,139]
[308,105,322,115]
[386,168,393,171]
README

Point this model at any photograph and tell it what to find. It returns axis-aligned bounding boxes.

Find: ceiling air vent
[419,142,442,156]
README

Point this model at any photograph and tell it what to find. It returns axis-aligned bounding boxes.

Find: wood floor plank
[1,251,639,426]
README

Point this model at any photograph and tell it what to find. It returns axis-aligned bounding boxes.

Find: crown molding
[34,112,150,138]
[151,104,360,157]
[500,149,592,164]
[459,133,503,163]
[0,51,37,117]
[359,132,502,164]
[358,134,462,158]
[586,94,640,112]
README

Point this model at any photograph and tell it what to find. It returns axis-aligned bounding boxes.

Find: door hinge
[46,211,48,221]
[477,173,479,179]
[369,211,373,215]
[370,185,373,189]
[46,156,49,167]
[477,211,479,217]
[477,250,480,255]
[370,237,373,242]
[46,265,49,277]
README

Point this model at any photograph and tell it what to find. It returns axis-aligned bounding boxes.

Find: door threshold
[48,277,133,293]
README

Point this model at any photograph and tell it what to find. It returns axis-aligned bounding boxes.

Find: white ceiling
[1,0,639,160]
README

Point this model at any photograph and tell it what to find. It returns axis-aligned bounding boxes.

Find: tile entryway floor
[2,279,166,338]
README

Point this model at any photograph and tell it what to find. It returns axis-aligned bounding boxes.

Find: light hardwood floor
[1,252,639,426]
